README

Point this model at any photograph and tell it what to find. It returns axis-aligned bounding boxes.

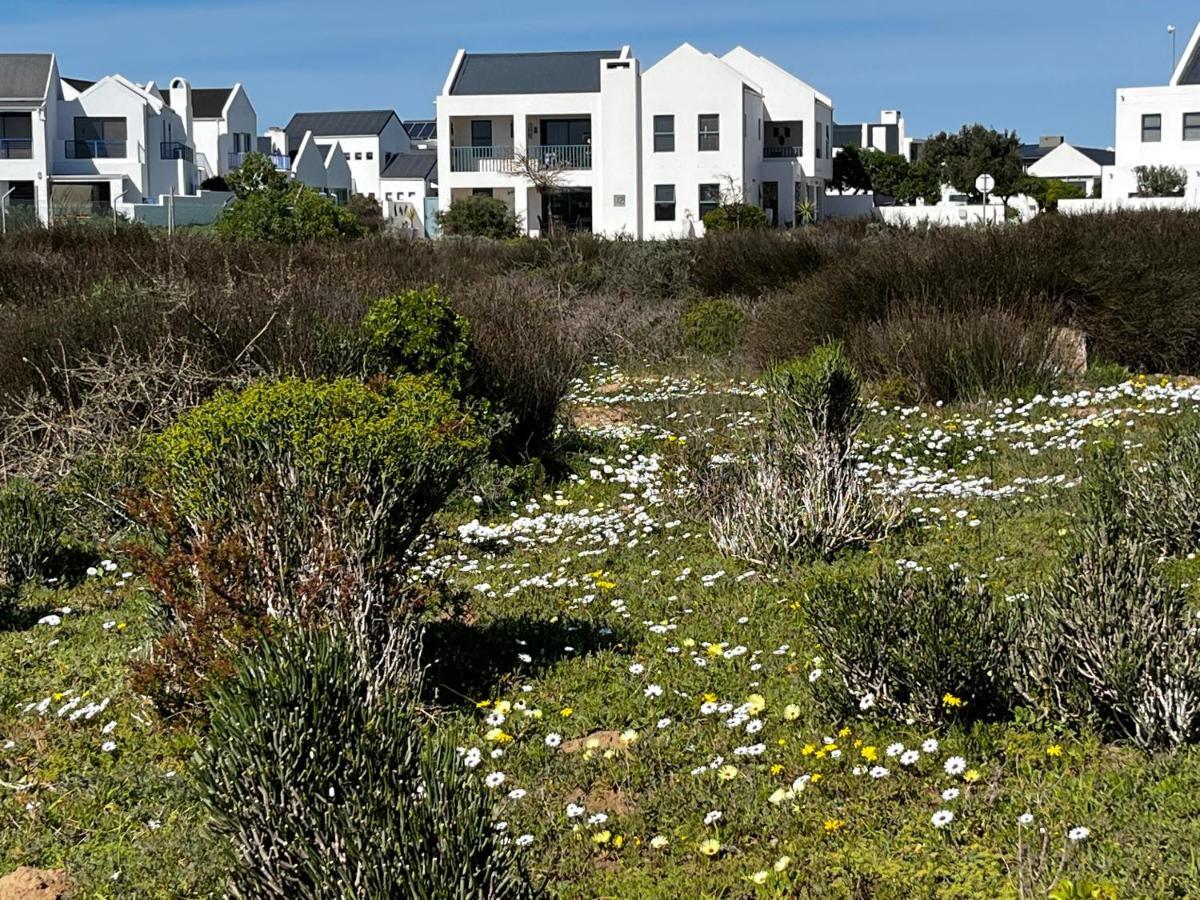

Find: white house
[434,44,835,237]
[184,85,256,180]
[380,150,436,236]
[1105,21,1200,202]
[282,110,410,207]
[1023,137,1114,198]
[833,109,923,162]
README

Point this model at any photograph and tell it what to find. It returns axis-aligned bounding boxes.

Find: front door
[762,181,779,227]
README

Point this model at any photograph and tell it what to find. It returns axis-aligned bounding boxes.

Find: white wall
[596,56,642,236]
[382,175,429,233]
[191,85,256,178]
[641,44,753,238]
[1112,84,1200,198]
[1059,195,1200,215]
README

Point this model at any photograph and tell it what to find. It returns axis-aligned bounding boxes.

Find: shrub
[680,298,747,356]
[347,193,384,233]
[438,195,520,239]
[1009,529,1200,749]
[130,376,489,712]
[216,155,363,244]
[1121,420,1200,556]
[695,343,900,563]
[702,203,768,232]
[807,569,1010,726]
[199,175,230,192]
[198,626,536,898]
[452,275,585,461]
[690,230,827,297]
[1134,165,1188,198]
[362,286,472,388]
[0,478,64,592]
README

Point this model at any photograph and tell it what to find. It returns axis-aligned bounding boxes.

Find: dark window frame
[1185,112,1200,141]
[1142,113,1162,142]
[698,183,720,219]
[654,183,675,221]
[653,115,674,152]
[698,114,720,152]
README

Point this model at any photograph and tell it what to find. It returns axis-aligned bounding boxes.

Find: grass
[3,365,1200,896]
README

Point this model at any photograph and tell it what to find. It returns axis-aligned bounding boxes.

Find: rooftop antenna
[1169,24,1177,78]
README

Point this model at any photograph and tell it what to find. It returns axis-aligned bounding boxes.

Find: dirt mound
[0,868,72,900]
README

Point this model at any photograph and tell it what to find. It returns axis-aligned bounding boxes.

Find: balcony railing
[451,144,592,173]
[763,145,801,158]
[65,139,126,159]
[0,138,33,160]
[228,151,291,171]
[161,141,193,162]
[527,144,591,170]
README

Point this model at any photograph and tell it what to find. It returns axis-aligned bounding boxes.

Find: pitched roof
[381,151,437,180]
[1024,141,1114,169]
[1018,143,1051,163]
[154,86,234,117]
[450,50,622,95]
[0,53,53,100]
[1077,146,1115,166]
[1171,22,1200,85]
[283,110,398,151]
[403,119,436,141]
[63,76,94,92]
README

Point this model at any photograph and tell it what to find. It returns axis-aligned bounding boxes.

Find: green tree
[347,193,384,233]
[1016,175,1085,211]
[216,153,362,243]
[437,194,520,239]
[860,149,912,199]
[921,124,1025,205]
[831,145,872,194]
[897,158,942,205]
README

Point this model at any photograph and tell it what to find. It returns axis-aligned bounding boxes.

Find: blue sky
[4,0,1197,147]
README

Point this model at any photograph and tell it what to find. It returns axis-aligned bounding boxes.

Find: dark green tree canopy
[921,124,1024,201]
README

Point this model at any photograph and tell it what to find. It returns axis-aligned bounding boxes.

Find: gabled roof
[645,44,763,96]
[1076,146,1115,166]
[283,110,398,151]
[449,49,623,95]
[1018,143,1052,163]
[381,151,436,180]
[154,86,234,118]
[1171,22,1200,86]
[1021,141,1114,168]
[63,76,94,93]
[0,53,54,101]
[403,119,436,141]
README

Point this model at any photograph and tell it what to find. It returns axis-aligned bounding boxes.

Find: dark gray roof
[450,50,622,95]
[0,53,53,100]
[284,110,398,152]
[154,86,234,117]
[381,151,436,180]
[63,76,94,92]
[1018,143,1051,163]
[1022,142,1114,168]
[403,119,436,141]
[1077,146,1115,166]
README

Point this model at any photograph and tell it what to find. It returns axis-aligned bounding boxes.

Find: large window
[70,116,126,158]
[654,184,675,221]
[1142,114,1162,142]
[698,183,720,219]
[0,112,32,159]
[470,119,492,147]
[698,114,720,151]
[1185,112,1200,141]
[653,115,674,152]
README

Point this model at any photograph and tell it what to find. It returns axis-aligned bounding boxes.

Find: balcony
[450,144,591,173]
[161,141,193,162]
[65,140,126,159]
[0,138,33,160]
[228,151,291,171]
[763,145,801,159]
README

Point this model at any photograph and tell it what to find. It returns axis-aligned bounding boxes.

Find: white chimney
[169,77,193,136]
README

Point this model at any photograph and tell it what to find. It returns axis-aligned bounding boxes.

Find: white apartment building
[1106,21,1200,201]
[434,43,834,237]
[280,110,411,207]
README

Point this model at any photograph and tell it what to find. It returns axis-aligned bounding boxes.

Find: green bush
[198,626,536,898]
[702,203,768,232]
[680,298,747,356]
[1121,420,1200,556]
[438,195,521,239]
[0,477,64,591]
[807,569,1010,726]
[763,342,863,452]
[363,286,472,388]
[131,375,489,711]
[1009,528,1200,749]
[1134,165,1188,198]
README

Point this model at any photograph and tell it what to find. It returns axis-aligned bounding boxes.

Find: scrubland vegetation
[2,211,1200,897]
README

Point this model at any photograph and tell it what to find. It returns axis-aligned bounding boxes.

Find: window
[654,184,675,221]
[653,115,674,152]
[385,192,393,200]
[472,188,494,197]
[0,112,32,159]
[71,116,127,158]
[698,114,720,151]
[471,120,492,147]
[344,152,350,160]
[698,183,720,219]
[1142,114,1162,142]
[366,151,374,160]
[355,152,362,160]
[1185,113,1200,141]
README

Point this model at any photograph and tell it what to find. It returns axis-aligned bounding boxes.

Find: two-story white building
[1,53,250,226]
[1106,21,1200,201]
[434,43,834,237]
[281,110,411,206]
